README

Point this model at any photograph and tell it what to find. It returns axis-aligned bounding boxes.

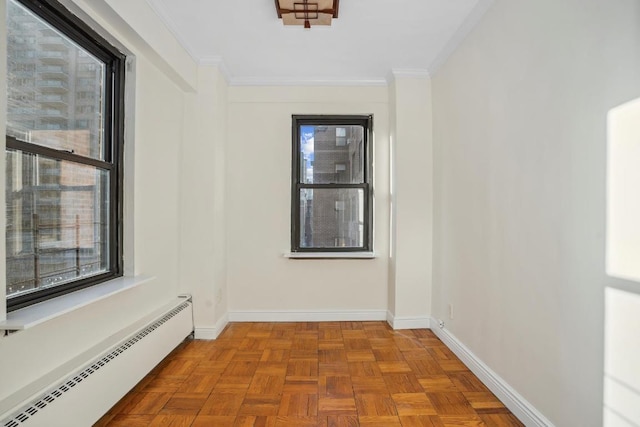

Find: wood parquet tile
[95,322,524,427]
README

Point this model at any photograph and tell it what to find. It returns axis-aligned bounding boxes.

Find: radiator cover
[1,297,194,427]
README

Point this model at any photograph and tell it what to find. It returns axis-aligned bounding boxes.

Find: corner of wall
[194,312,228,340]
[178,63,230,334]
[386,72,434,324]
[430,317,555,427]
[427,0,495,76]
[64,0,198,92]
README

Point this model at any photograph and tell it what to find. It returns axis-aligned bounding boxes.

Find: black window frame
[291,114,373,253]
[5,0,125,311]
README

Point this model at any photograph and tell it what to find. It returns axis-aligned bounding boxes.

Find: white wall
[388,73,433,326]
[431,0,640,425]
[226,86,390,316]
[607,98,640,284]
[179,65,229,337]
[0,0,194,410]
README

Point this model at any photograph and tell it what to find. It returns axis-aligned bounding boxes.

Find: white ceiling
[145,0,488,84]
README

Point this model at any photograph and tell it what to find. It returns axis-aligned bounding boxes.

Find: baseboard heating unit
[1,296,194,427]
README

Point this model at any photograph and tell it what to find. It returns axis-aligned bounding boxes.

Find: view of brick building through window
[5,0,109,298]
[299,125,365,248]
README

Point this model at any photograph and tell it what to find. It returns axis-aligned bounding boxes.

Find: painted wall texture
[225,86,390,315]
[431,0,640,425]
[0,0,192,409]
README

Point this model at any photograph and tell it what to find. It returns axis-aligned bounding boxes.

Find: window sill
[284,252,376,259]
[0,275,154,332]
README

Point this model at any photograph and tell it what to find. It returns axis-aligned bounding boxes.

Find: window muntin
[292,115,373,252]
[5,0,124,310]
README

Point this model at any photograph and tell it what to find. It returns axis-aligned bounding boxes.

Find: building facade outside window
[5,0,125,310]
[291,115,373,253]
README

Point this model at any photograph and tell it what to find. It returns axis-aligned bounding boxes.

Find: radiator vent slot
[2,300,191,427]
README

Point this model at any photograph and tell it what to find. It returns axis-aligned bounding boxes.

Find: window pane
[6,0,105,160]
[300,125,364,184]
[299,188,364,248]
[6,149,110,298]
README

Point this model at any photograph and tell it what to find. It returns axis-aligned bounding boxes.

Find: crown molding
[391,69,431,78]
[387,69,431,84]
[191,56,388,87]
[428,0,495,75]
[194,54,393,88]
[198,56,231,84]
[144,0,201,65]
[228,77,388,87]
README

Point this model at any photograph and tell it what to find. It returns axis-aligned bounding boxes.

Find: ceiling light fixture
[275,0,340,29]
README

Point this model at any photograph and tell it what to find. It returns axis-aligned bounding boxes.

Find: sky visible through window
[301,125,314,183]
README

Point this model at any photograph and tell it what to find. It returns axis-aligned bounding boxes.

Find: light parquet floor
[95,322,524,427]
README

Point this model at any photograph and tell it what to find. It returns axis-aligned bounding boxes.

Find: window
[291,115,373,252]
[5,0,125,311]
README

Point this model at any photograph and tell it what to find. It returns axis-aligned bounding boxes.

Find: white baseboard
[386,311,431,329]
[194,313,229,340]
[227,310,387,323]
[429,317,554,427]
